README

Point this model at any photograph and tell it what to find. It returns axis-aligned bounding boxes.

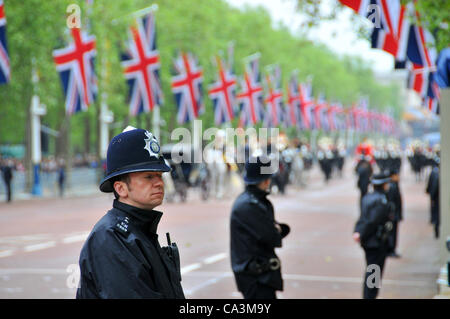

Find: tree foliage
[0,0,402,157]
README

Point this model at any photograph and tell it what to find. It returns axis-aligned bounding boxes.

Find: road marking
[203,253,227,265]
[0,268,67,275]
[184,272,229,296]
[180,263,202,275]
[24,241,56,252]
[0,250,14,258]
[181,271,433,288]
[62,232,89,244]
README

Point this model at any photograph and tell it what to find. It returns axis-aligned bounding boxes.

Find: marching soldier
[230,155,290,299]
[353,172,394,299]
[76,127,185,299]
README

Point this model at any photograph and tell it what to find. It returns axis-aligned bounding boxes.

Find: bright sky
[225,0,394,75]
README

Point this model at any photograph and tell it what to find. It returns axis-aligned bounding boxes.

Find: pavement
[0,159,441,299]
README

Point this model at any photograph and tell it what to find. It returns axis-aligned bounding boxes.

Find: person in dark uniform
[230,155,290,299]
[76,127,185,299]
[426,156,440,239]
[355,154,373,208]
[1,159,13,203]
[353,173,394,299]
[385,168,402,258]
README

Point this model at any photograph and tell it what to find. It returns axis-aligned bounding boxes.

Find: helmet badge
[144,131,160,158]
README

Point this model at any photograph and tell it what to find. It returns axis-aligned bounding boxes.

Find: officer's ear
[113,180,129,199]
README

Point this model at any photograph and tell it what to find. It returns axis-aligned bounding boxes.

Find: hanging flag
[208,53,237,125]
[171,52,204,124]
[435,48,450,88]
[338,0,375,17]
[425,71,440,114]
[53,28,97,115]
[122,11,163,116]
[263,66,284,128]
[237,55,264,127]
[0,0,10,84]
[286,73,303,130]
[371,1,410,62]
[298,81,315,130]
[407,62,429,98]
[313,94,328,131]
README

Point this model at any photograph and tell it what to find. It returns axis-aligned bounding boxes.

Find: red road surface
[0,162,440,298]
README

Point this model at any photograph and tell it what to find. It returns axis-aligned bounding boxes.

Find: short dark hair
[111,173,131,199]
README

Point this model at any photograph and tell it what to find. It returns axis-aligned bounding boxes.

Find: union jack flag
[407,62,429,98]
[338,0,375,16]
[237,55,264,127]
[171,52,204,124]
[286,74,303,130]
[425,72,440,114]
[263,66,284,128]
[0,0,10,84]
[53,28,97,115]
[298,81,315,130]
[122,12,163,116]
[371,1,410,61]
[208,54,237,125]
[313,94,328,131]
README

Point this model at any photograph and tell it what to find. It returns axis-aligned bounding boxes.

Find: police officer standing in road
[355,154,373,208]
[76,127,185,299]
[426,156,440,239]
[385,168,402,258]
[230,155,290,299]
[353,172,394,299]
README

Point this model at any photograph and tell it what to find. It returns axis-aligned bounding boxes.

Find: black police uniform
[230,185,289,299]
[354,177,393,299]
[76,200,184,298]
[230,156,289,299]
[426,163,440,238]
[355,158,373,206]
[386,177,402,255]
[76,127,184,299]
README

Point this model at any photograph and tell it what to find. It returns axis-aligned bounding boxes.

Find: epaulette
[114,216,130,236]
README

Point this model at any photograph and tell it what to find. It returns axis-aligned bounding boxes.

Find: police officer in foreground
[76,127,184,299]
[230,155,290,299]
[352,172,394,299]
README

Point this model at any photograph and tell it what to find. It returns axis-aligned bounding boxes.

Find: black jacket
[355,160,372,194]
[386,181,402,221]
[426,167,439,202]
[354,190,393,249]
[76,200,185,299]
[230,185,289,291]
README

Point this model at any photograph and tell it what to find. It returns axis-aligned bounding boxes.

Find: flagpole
[112,4,158,24]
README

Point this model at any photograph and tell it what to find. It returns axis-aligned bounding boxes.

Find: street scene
[0,0,449,301]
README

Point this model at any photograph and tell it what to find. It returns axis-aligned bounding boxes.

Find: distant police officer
[76,127,185,299]
[230,155,290,299]
[353,172,394,299]
[385,168,402,258]
[426,156,440,239]
[355,154,373,208]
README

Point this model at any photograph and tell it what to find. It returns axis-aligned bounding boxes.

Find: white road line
[23,241,56,252]
[181,271,433,288]
[62,233,89,244]
[180,263,202,275]
[0,250,14,258]
[0,268,67,275]
[184,273,229,296]
[203,253,227,265]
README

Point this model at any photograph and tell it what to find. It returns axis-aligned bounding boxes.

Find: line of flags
[1,2,399,136]
[339,0,444,114]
